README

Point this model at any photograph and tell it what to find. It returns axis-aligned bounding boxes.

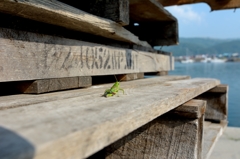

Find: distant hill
[155,38,240,56]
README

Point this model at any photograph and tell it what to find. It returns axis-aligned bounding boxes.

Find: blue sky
[165,3,240,39]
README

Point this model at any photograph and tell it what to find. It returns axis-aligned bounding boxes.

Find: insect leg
[119,88,125,95]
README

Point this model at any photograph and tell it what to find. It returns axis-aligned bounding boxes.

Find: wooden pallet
[0,76,222,159]
[0,0,178,47]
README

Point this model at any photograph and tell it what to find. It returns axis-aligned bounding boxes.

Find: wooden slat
[105,99,205,159]
[116,73,144,81]
[127,0,178,46]
[159,0,240,11]
[0,76,190,110]
[196,85,228,122]
[172,100,206,119]
[0,28,171,82]
[129,0,176,21]
[16,76,92,94]
[58,0,129,26]
[203,121,227,159]
[0,12,151,52]
[0,0,150,47]
[0,77,220,159]
[208,84,228,93]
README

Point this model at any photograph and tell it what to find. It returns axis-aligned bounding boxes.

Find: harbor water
[169,62,240,127]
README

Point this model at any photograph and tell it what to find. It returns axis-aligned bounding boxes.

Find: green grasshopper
[103,75,124,97]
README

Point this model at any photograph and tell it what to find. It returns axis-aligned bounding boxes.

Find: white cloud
[166,6,203,24]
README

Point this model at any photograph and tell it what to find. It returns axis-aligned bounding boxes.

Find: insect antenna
[114,74,119,82]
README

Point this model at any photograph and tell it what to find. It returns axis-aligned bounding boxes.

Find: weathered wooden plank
[158,0,240,11]
[208,84,228,93]
[0,0,149,47]
[172,100,206,119]
[0,12,170,53]
[58,0,129,26]
[0,78,220,159]
[196,85,228,122]
[105,99,205,159]
[0,28,171,82]
[16,76,92,94]
[0,12,132,50]
[126,0,178,46]
[116,73,144,81]
[203,121,227,159]
[0,76,190,110]
[129,0,176,21]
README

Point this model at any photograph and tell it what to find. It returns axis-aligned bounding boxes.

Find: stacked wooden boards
[0,0,230,158]
[0,0,149,47]
[127,0,178,46]
[0,0,177,85]
[0,0,178,47]
[0,76,225,159]
[0,27,172,82]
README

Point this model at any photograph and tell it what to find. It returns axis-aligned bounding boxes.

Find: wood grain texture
[158,0,240,11]
[129,0,176,21]
[0,77,220,159]
[105,0,129,26]
[0,76,190,110]
[58,0,129,26]
[127,0,178,46]
[0,28,171,82]
[0,0,149,47]
[172,100,206,119]
[196,85,228,122]
[203,121,227,159]
[106,100,205,159]
[16,76,92,94]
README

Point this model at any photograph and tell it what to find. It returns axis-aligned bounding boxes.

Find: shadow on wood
[0,126,35,159]
[15,77,92,94]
